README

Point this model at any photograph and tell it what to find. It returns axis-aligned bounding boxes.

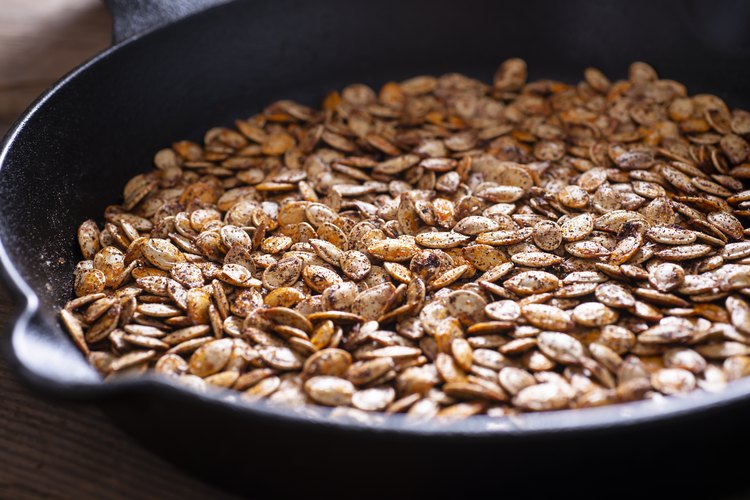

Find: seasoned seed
[188,339,233,377]
[522,304,574,331]
[498,367,536,395]
[309,238,344,266]
[485,300,521,321]
[572,302,619,327]
[74,269,106,297]
[722,242,750,260]
[655,244,712,261]
[664,348,707,374]
[649,263,685,292]
[303,265,343,293]
[453,216,500,235]
[537,331,585,364]
[532,221,563,251]
[110,350,157,373]
[262,256,303,290]
[259,346,304,370]
[513,382,571,411]
[352,387,396,411]
[476,227,533,246]
[595,283,635,309]
[60,309,89,355]
[304,376,355,406]
[347,357,395,386]
[77,220,101,260]
[415,231,471,249]
[303,348,352,378]
[339,251,371,280]
[367,239,417,261]
[504,271,560,296]
[142,238,186,270]
[243,376,282,401]
[561,214,594,242]
[511,252,563,268]
[651,368,696,395]
[638,324,693,344]
[708,211,744,240]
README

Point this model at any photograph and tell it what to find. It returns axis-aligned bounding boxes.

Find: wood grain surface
[0,1,236,498]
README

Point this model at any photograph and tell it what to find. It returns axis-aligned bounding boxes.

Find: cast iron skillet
[3,0,750,497]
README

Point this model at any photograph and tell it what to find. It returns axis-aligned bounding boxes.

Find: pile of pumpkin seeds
[61,60,750,419]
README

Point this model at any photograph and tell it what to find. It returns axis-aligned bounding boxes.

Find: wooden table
[0,1,235,497]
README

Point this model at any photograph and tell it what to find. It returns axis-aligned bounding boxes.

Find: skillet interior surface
[3,0,750,496]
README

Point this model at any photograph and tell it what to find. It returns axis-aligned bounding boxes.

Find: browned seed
[537,331,585,364]
[532,221,563,251]
[521,304,574,331]
[484,300,521,321]
[347,357,395,386]
[637,324,693,344]
[110,350,157,373]
[263,307,313,333]
[648,263,685,292]
[352,386,396,411]
[367,238,417,261]
[60,309,89,355]
[504,271,560,296]
[339,251,371,280]
[303,348,352,378]
[85,304,121,343]
[262,256,303,290]
[723,242,750,260]
[74,269,106,297]
[188,338,233,377]
[428,264,471,291]
[475,185,525,203]
[511,251,563,268]
[242,376,282,401]
[497,367,536,395]
[571,302,619,327]
[415,231,471,249]
[451,338,473,372]
[363,346,422,359]
[77,220,101,260]
[655,244,713,261]
[302,265,343,293]
[453,216,500,235]
[664,348,707,374]
[646,226,697,245]
[307,311,364,323]
[651,368,696,395]
[142,238,186,270]
[259,346,304,370]
[594,283,635,309]
[160,325,210,346]
[304,376,355,406]
[513,382,571,411]
[561,214,594,242]
[476,227,533,246]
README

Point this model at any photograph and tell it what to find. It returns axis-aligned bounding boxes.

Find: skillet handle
[103,0,228,44]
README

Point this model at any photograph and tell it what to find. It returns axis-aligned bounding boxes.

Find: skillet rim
[2,0,750,438]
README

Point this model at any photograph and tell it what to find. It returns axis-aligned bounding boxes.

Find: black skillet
[3,0,750,497]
